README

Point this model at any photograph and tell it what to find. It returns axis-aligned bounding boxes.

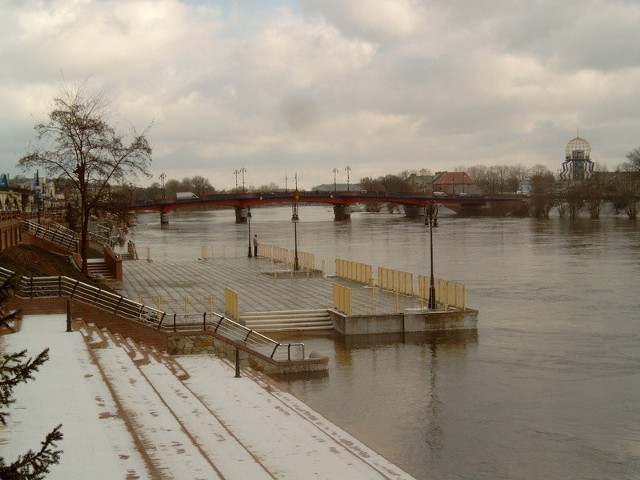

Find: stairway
[241,309,334,332]
[76,321,272,479]
[71,320,411,480]
[85,258,114,281]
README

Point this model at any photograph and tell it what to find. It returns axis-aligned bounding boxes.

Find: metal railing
[16,275,304,361]
[158,312,304,361]
[21,220,79,253]
[0,267,16,299]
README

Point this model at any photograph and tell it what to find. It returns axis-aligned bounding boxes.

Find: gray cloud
[1,0,639,190]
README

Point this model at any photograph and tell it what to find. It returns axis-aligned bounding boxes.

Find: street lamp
[425,202,438,309]
[233,169,239,193]
[240,167,247,193]
[333,168,338,192]
[247,206,253,257]
[345,165,351,191]
[291,203,299,271]
[159,172,166,199]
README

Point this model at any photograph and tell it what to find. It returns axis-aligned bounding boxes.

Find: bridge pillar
[160,211,170,224]
[333,205,351,221]
[235,207,248,224]
[403,204,420,218]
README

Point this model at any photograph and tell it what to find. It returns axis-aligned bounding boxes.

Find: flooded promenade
[122,206,640,480]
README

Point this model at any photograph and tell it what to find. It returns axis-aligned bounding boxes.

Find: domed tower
[560,136,595,182]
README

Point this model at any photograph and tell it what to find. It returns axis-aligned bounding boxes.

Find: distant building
[518,178,532,195]
[432,171,480,195]
[406,173,434,193]
[560,136,595,183]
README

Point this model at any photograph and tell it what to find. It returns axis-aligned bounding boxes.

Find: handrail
[163,312,304,361]
[15,275,305,362]
[21,220,79,253]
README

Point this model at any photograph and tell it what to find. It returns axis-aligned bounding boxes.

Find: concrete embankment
[115,255,477,335]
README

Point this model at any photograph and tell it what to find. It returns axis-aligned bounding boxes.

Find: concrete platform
[116,256,476,332]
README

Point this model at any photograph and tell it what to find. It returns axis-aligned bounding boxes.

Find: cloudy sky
[2,0,639,190]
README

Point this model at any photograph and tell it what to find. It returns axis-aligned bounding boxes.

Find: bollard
[66,299,72,332]
[235,347,241,378]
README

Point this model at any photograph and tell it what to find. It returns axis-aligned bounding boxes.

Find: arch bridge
[129,191,526,224]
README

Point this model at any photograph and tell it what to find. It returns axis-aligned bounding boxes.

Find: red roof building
[432,172,480,195]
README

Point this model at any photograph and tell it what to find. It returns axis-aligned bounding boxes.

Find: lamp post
[159,172,166,199]
[247,206,253,257]
[425,202,438,309]
[345,165,351,191]
[240,167,246,193]
[233,169,239,193]
[333,168,338,192]
[291,202,299,271]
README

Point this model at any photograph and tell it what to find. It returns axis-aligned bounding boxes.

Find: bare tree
[624,147,640,172]
[466,165,488,191]
[191,176,213,197]
[18,81,152,273]
[529,165,557,218]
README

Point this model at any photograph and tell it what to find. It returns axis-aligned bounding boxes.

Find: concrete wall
[103,246,123,281]
[0,219,22,252]
[329,308,478,335]
[168,333,328,375]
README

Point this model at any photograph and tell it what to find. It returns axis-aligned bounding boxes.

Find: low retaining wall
[6,296,168,351]
[168,333,328,375]
[103,246,123,281]
[329,308,478,335]
[6,296,328,375]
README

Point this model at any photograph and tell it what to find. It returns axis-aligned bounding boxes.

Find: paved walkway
[115,256,425,317]
[2,314,416,479]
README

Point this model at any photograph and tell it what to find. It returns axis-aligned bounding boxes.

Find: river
[126,205,640,480]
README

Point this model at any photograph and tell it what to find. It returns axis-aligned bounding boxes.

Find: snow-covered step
[137,357,273,478]
[92,332,220,479]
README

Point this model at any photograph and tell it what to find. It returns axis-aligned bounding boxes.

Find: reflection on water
[128,208,640,480]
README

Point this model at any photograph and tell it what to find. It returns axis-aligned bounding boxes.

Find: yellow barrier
[224,287,239,320]
[418,276,466,309]
[378,267,414,295]
[335,259,372,284]
[298,251,315,270]
[259,244,315,272]
[333,283,352,314]
[437,279,466,309]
